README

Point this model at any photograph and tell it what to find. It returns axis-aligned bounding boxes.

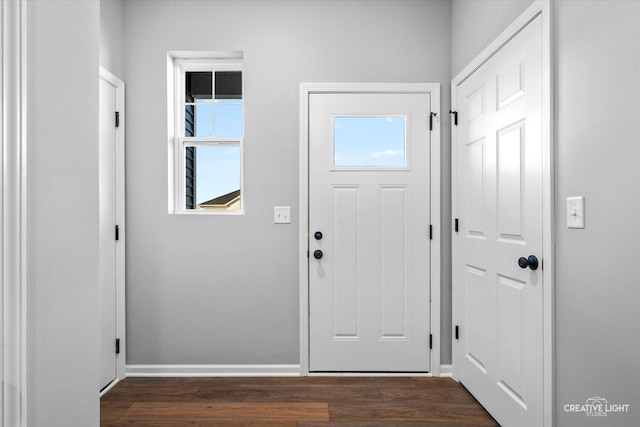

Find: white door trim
[1,0,28,425]
[299,83,441,376]
[451,1,554,425]
[99,67,127,383]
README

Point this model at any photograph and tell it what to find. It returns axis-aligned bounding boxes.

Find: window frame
[172,58,244,215]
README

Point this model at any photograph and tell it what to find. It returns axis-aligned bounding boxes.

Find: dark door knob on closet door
[313,250,324,260]
[518,255,539,271]
[314,231,323,240]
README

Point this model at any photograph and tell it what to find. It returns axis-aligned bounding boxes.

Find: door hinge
[429,334,433,349]
[429,112,437,131]
[429,225,433,240]
[115,111,120,128]
[449,110,458,126]
[454,218,459,233]
[455,325,459,340]
[115,225,120,241]
[115,338,120,354]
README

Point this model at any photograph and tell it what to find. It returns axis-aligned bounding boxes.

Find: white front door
[454,13,544,426]
[308,92,431,372]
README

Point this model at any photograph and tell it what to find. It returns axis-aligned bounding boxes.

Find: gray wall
[100,0,125,77]
[27,1,100,426]
[554,1,640,425]
[124,0,452,365]
[452,0,640,426]
[451,0,535,77]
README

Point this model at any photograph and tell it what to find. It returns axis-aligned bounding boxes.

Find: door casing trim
[1,0,28,425]
[450,1,554,425]
[299,83,441,376]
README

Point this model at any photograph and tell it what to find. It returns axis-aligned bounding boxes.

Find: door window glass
[333,116,406,167]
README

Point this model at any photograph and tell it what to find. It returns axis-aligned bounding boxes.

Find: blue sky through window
[194,145,240,204]
[334,116,406,167]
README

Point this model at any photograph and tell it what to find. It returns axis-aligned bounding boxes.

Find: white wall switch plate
[274,206,291,224]
[567,196,585,229]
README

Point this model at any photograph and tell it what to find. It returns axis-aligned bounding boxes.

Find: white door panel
[309,93,431,372]
[455,14,543,426]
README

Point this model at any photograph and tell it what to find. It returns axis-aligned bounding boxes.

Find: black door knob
[313,250,323,260]
[518,255,539,271]
[314,231,323,240]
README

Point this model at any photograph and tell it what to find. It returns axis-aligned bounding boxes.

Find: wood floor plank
[118,377,243,387]
[100,401,133,421]
[195,385,382,402]
[380,387,479,404]
[102,385,200,402]
[411,378,465,388]
[329,402,499,425]
[120,402,330,422]
[239,376,418,388]
[102,421,296,427]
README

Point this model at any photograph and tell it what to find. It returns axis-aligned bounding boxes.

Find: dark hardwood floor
[101,376,499,426]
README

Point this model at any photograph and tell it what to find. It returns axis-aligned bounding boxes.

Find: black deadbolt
[314,231,323,240]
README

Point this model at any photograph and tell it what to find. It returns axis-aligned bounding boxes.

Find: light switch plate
[567,196,585,229]
[274,206,291,224]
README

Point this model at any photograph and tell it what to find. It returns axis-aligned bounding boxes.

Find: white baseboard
[126,364,301,377]
[440,364,453,377]
[309,372,432,377]
[125,363,452,378]
[100,377,121,397]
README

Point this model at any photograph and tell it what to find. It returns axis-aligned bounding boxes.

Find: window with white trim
[173,59,243,213]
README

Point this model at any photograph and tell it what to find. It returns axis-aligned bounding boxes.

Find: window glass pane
[334,116,406,167]
[215,71,242,99]
[214,100,243,137]
[193,100,213,137]
[185,72,212,102]
[185,145,241,211]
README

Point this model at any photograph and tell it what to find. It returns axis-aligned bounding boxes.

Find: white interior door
[309,92,431,372]
[99,75,119,391]
[454,14,544,426]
